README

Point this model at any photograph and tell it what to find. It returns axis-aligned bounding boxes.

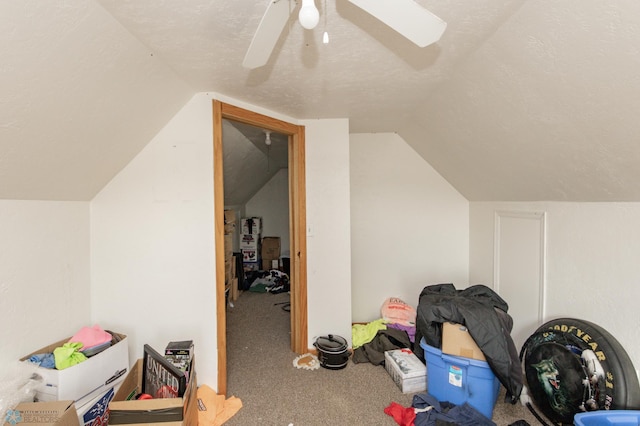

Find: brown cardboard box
[224,210,237,234]
[224,234,233,259]
[441,322,486,361]
[225,258,233,283]
[4,401,80,426]
[261,237,280,260]
[230,277,239,301]
[224,210,236,224]
[224,256,237,283]
[261,258,279,271]
[108,358,197,426]
[224,209,236,223]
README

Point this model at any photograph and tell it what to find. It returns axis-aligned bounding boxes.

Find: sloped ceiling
[0,1,193,200]
[2,1,640,202]
[223,120,288,206]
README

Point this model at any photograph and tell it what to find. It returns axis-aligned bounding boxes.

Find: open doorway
[213,100,308,395]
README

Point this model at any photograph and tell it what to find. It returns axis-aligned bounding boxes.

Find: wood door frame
[214,100,308,395]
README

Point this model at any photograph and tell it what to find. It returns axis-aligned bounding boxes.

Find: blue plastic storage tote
[421,338,500,420]
[574,410,640,425]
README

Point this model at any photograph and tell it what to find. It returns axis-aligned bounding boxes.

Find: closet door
[494,211,546,351]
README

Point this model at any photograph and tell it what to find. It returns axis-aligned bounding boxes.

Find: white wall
[303,119,353,346]
[350,133,470,322]
[0,200,90,376]
[90,93,216,387]
[470,201,640,371]
[90,94,354,386]
[245,168,290,257]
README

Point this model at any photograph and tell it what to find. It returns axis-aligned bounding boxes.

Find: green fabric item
[53,342,88,370]
[248,283,268,292]
[352,318,388,349]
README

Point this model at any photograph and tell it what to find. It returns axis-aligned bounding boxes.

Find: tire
[520,318,640,425]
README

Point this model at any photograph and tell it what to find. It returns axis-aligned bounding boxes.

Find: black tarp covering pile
[415,283,523,404]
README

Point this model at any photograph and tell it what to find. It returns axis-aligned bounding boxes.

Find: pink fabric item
[381,297,417,327]
[68,325,112,350]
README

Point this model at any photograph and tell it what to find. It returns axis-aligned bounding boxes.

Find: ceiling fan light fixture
[244,0,444,69]
[299,0,319,30]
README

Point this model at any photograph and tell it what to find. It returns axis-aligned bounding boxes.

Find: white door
[494,211,546,352]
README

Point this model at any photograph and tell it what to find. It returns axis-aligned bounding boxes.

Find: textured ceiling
[2,0,640,202]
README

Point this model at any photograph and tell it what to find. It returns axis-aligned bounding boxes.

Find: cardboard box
[230,277,239,301]
[109,358,197,426]
[384,349,426,394]
[224,234,233,259]
[441,322,486,361]
[240,217,261,234]
[224,209,236,222]
[239,234,260,250]
[225,258,237,285]
[4,400,80,426]
[260,237,280,260]
[224,209,236,229]
[76,386,116,426]
[224,223,235,235]
[21,333,129,403]
[225,258,236,283]
[261,258,279,271]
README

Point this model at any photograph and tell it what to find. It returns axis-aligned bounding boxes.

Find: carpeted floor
[224,290,540,425]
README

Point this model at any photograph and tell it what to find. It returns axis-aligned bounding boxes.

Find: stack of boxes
[261,236,281,271]
[240,217,261,272]
[224,210,238,301]
[19,331,130,426]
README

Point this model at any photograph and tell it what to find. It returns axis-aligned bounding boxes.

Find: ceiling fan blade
[243,0,292,69]
[348,0,446,47]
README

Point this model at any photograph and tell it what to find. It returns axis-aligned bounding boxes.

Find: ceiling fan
[242,0,447,69]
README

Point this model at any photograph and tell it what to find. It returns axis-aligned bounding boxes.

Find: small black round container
[313,334,349,370]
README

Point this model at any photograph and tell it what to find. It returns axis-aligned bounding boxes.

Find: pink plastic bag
[381,297,416,327]
[68,325,112,350]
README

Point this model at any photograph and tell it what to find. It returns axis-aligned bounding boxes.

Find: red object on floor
[384,401,416,426]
